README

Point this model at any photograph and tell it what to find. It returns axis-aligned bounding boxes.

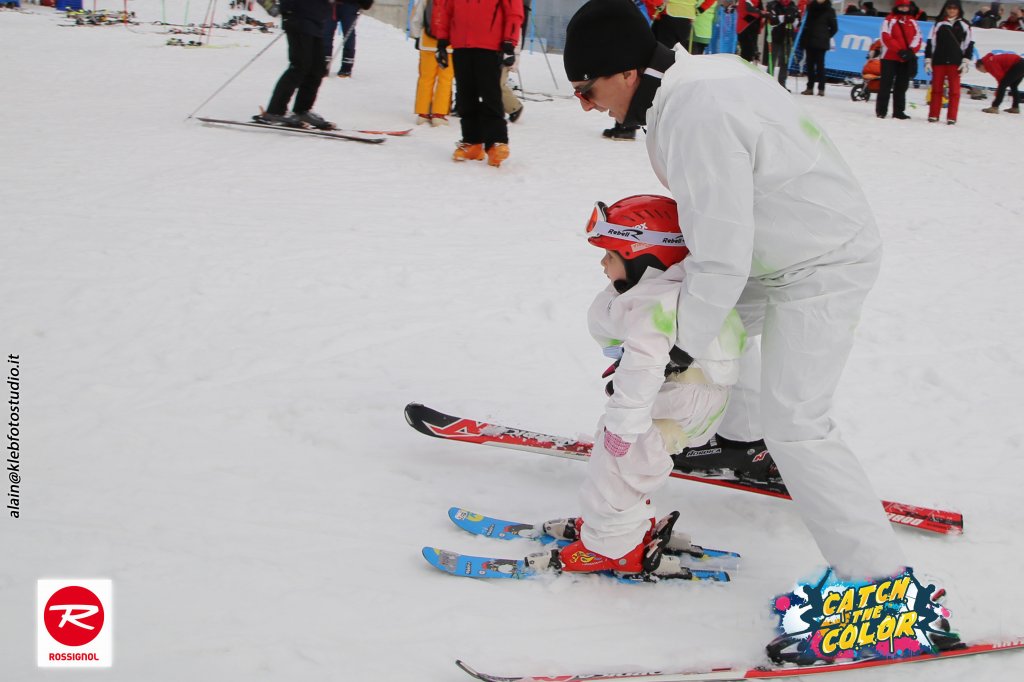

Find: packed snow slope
[2,2,1023,680]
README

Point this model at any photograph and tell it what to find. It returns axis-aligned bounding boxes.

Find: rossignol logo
[38,579,112,667]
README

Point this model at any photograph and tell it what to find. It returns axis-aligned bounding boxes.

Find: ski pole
[529,10,559,91]
[185,30,284,119]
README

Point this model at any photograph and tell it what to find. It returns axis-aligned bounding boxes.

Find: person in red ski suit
[431,0,524,167]
[977,51,1024,112]
[875,0,923,119]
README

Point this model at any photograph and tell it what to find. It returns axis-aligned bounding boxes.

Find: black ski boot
[294,110,335,130]
[601,123,637,141]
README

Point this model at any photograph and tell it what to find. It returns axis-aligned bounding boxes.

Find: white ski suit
[644,47,906,579]
[580,263,744,560]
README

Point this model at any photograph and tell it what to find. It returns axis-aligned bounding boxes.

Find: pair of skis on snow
[404,403,1024,679]
[195,116,412,144]
[425,506,737,583]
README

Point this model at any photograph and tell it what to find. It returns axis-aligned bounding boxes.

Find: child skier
[529,195,746,578]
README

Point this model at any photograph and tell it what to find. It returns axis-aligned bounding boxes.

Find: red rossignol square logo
[37,579,112,667]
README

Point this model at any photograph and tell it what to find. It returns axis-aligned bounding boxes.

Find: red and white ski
[404,403,964,536]
[455,638,1024,681]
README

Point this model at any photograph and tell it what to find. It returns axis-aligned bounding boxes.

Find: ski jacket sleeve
[587,287,623,351]
[504,0,525,46]
[596,286,679,441]
[410,0,426,38]
[431,0,451,41]
[650,86,756,361]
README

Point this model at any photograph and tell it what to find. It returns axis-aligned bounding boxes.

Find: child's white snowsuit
[580,263,746,560]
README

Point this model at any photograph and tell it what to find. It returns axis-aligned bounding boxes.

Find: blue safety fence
[788,16,938,83]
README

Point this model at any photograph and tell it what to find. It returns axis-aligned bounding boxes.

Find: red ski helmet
[586,194,689,285]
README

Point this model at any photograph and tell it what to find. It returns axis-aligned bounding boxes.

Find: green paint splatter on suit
[652,302,676,336]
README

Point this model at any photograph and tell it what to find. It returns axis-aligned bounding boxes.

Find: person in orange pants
[410,0,455,126]
[924,0,974,125]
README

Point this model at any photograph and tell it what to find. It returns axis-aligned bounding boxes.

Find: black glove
[436,39,449,69]
[501,40,515,67]
[898,49,914,62]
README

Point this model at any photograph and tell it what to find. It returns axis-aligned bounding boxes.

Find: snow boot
[486,143,510,167]
[416,114,431,125]
[1006,106,1020,114]
[294,110,335,130]
[540,512,692,569]
[452,142,485,162]
[601,123,637,141]
[801,87,814,96]
[431,114,449,127]
[547,518,658,574]
[982,106,999,114]
[541,512,694,565]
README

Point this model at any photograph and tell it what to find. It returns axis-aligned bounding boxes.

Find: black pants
[323,3,359,75]
[768,31,793,87]
[738,25,759,62]
[453,48,507,147]
[267,27,326,115]
[993,61,1024,107]
[876,59,915,117]
[654,16,692,51]
[805,47,827,91]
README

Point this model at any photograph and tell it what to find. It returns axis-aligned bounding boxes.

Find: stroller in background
[849,39,882,102]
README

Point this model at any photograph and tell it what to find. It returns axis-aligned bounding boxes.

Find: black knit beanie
[563,0,658,82]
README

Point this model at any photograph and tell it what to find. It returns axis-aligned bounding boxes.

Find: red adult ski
[455,637,1024,681]
[404,403,964,536]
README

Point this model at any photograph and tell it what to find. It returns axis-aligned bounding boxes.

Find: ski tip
[454,660,487,680]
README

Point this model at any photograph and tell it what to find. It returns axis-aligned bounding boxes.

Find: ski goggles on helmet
[585,201,687,253]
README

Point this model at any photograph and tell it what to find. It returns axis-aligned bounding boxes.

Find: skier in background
[737,0,765,63]
[563,0,908,583]
[410,0,455,125]
[431,0,524,166]
[765,0,800,89]
[258,0,335,128]
[924,0,973,125]
[977,51,1023,113]
[875,0,923,120]
[798,0,837,96]
[322,0,373,78]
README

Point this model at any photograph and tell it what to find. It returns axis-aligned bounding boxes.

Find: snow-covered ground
[2,2,1023,679]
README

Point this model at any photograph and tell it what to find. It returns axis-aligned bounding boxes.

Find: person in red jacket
[875,0,923,120]
[737,0,765,63]
[432,0,524,167]
[977,51,1023,113]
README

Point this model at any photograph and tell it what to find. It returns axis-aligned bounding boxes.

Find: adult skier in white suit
[562,0,906,581]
